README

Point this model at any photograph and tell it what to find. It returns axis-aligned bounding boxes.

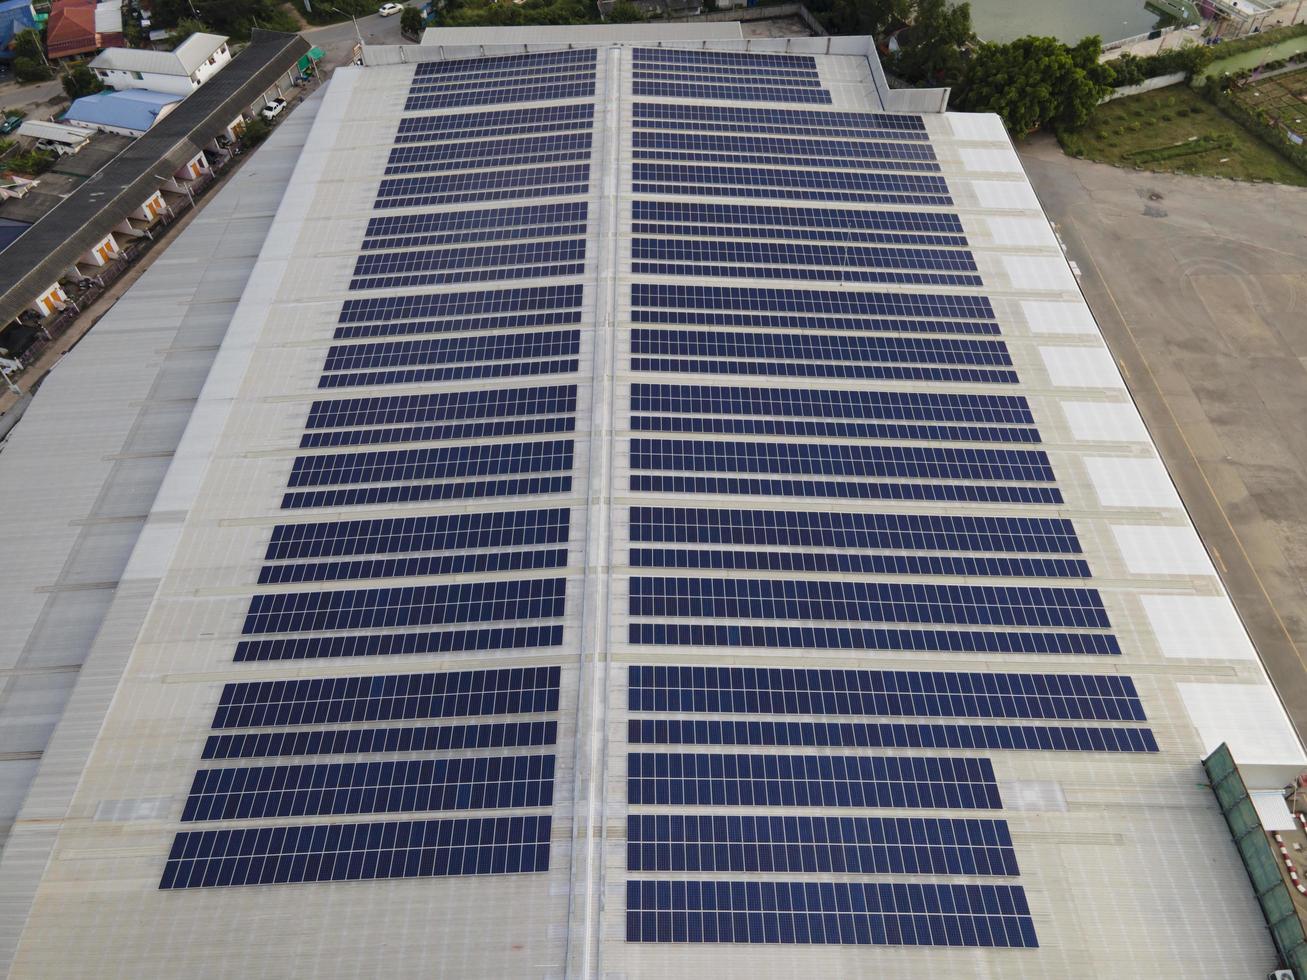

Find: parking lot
[1020,135,1307,738]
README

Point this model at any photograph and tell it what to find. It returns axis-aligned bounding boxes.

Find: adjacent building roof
[14,119,90,145]
[0,29,309,326]
[45,0,96,58]
[63,88,181,133]
[90,31,228,76]
[0,0,35,61]
[92,0,119,37]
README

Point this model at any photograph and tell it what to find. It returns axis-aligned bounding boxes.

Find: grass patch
[1060,85,1307,185]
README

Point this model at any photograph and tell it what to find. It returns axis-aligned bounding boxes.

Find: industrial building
[0,24,1303,978]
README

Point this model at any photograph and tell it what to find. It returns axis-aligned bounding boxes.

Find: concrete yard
[1019,135,1307,741]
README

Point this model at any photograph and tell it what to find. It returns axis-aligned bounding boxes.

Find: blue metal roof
[63,89,182,134]
[0,0,36,61]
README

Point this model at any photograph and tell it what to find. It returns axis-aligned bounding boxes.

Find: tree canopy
[62,65,105,100]
[953,34,1114,135]
[891,0,971,87]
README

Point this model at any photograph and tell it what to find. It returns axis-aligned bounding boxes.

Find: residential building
[0,24,1303,980]
[44,0,122,59]
[0,0,35,63]
[62,88,182,136]
[90,33,233,97]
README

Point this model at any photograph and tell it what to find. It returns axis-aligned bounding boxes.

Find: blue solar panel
[323,332,579,373]
[259,545,567,585]
[386,135,593,175]
[376,164,590,209]
[632,163,948,203]
[630,473,1062,505]
[413,48,595,77]
[234,623,564,662]
[629,718,1159,753]
[203,720,558,760]
[625,879,1038,947]
[632,240,976,275]
[339,284,582,324]
[161,815,552,889]
[629,438,1054,482]
[242,578,566,635]
[211,665,560,729]
[300,414,574,450]
[629,506,1077,553]
[632,81,832,105]
[627,665,1145,720]
[630,384,1033,423]
[634,200,961,235]
[632,622,1119,655]
[182,754,555,821]
[634,132,936,163]
[287,440,574,489]
[631,283,994,320]
[409,70,597,97]
[632,414,1038,446]
[364,203,588,248]
[631,48,819,69]
[631,548,1088,579]
[265,507,571,559]
[630,329,1007,366]
[404,81,596,112]
[395,103,593,144]
[627,813,1019,876]
[627,752,1001,809]
[629,576,1111,629]
[282,474,573,510]
[352,241,586,288]
[632,102,926,134]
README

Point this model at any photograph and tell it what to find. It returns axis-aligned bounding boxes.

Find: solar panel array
[150,42,1162,960]
[161,48,600,890]
[619,46,1157,952]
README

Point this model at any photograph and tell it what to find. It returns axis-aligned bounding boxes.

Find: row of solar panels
[162,56,606,890]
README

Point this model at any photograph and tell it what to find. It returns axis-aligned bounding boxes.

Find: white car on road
[378,2,403,14]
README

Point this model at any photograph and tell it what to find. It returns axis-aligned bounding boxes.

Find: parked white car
[378,2,403,15]
[259,98,287,122]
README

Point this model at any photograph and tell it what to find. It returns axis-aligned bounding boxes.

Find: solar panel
[627,813,1020,876]
[625,879,1038,947]
[161,815,553,889]
[627,752,1001,809]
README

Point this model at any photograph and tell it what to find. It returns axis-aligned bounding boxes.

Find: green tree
[62,64,104,100]
[400,5,425,36]
[13,56,52,83]
[606,0,644,22]
[954,34,1114,135]
[167,17,209,47]
[894,0,972,86]
[825,0,909,38]
[13,27,42,60]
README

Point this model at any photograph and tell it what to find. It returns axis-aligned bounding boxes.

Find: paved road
[0,76,67,123]
[1019,135,1307,741]
[301,1,425,69]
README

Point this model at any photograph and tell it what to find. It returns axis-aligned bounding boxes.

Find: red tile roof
[46,0,97,58]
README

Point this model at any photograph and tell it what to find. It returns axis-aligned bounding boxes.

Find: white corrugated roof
[14,119,89,144]
[90,32,227,76]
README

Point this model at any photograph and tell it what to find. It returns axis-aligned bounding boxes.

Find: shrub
[13,56,52,83]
